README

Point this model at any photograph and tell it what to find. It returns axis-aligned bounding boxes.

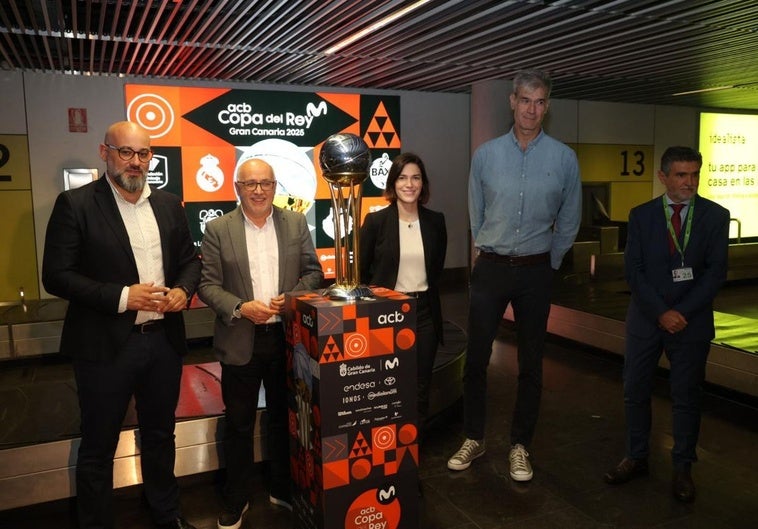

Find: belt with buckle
[132,320,164,334]
[479,251,550,266]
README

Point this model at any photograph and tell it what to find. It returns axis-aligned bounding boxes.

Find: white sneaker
[447,438,485,471]
[269,494,293,511]
[509,444,533,481]
[217,501,249,529]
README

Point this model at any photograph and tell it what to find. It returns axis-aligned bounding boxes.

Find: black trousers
[220,325,289,511]
[463,256,554,446]
[415,294,439,440]
[73,329,183,529]
[623,333,710,468]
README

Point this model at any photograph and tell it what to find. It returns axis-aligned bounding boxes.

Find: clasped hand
[239,294,284,324]
[658,309,688,334]
[127,282,187,313]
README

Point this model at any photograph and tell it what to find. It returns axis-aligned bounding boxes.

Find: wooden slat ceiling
[1,0,758,110]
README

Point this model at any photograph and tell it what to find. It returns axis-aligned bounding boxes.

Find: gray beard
[113,171,146,193]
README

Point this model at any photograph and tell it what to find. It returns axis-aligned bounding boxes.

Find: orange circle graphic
[350,458,372,480]
[395,328,416,350]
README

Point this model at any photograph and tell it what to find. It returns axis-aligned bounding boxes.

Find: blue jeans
[463,256,554,446]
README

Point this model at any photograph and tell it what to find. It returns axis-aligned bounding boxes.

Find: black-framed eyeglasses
[236,179,277,191]
[105,144,153,162]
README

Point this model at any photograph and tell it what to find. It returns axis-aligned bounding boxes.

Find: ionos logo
[146,155,168,189]
[199,209,224,234]
[343,381,376,393]
[377,311,405,324]
[383,357,399,370]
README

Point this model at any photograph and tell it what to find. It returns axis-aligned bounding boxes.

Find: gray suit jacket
[197,205,323,365]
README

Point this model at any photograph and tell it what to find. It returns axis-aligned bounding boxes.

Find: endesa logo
[376,311,404,325]
[343,381,376,393]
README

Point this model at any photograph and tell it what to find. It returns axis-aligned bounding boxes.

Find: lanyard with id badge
[663,195,694,282]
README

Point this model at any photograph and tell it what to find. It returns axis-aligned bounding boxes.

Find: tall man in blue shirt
[447,70,582,481]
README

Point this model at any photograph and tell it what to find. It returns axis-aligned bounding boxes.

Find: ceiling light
[324,0,431,55]
[672,86,734,96]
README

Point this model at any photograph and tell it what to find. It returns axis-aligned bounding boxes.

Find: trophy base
[323,283,374,301]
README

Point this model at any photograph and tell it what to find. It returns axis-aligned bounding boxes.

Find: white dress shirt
[108,177,165,324]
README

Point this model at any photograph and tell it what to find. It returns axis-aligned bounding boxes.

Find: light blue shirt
[468,128,582,269]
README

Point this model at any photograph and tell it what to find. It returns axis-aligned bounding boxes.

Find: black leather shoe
[603,457,649,484]
[672,469,696,503]
[154,517,197,529]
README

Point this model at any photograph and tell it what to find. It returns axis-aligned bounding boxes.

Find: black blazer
[42,176,201,361]
[359,202,447,343]
[624,194,729,342]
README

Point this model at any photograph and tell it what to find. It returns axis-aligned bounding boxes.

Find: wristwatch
[232,302,242,319]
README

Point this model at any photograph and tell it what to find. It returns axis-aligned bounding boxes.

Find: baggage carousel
[2,243,757,511]
[0,310,466,511]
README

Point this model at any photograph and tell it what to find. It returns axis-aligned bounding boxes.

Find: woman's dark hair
[383,152,430,205]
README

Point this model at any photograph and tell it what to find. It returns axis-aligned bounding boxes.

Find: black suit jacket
[624,194,729,342]
[359,203,447,342]
[42,176,201,361]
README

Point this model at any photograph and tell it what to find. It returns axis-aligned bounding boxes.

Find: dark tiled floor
[2,285,758,528]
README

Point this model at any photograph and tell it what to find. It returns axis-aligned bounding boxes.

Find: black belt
[132,320,164,334]
[478,251,550,266]
[255,323,281,334]
[402,291,428,299]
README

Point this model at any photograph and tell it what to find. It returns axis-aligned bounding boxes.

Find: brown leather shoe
[672,469,696,503]
[603,457,649,484]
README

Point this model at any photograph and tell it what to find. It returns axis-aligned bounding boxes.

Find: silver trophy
[319,133,374,300]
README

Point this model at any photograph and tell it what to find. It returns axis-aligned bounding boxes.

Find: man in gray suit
[198,158,323,529]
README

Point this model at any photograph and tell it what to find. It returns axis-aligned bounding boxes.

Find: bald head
[235,158,277,225]
[104,121,150,147]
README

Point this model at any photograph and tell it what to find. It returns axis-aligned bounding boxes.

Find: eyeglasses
[105,144,153,163]
[236,180,277,191]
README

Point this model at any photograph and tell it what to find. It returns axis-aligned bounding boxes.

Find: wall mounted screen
[698,112,758,240]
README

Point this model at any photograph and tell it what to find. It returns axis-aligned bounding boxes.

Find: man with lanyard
[604,146,730,503]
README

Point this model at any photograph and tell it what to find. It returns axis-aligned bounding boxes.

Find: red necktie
[669,203,684,254]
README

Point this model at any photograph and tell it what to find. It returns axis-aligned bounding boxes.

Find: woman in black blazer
[359,152,447,439]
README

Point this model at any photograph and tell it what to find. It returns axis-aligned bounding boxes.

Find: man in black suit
[43,121,201,529]
[604,146,730,503]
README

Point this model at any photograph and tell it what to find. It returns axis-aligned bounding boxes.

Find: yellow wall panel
[609,182,653,222]
[0,191,39,301]
[576,144,654,182]
[0,135,31,190]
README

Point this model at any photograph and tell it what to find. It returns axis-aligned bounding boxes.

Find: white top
[109,178,165,324]
[394,219,428,293]
[243,210,280,323]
